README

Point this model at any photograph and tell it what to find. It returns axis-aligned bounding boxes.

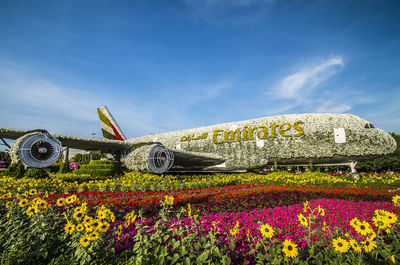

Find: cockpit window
[365,123,375,129]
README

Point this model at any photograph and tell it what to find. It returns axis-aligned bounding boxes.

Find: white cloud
[314,101,351,113]
[0,63,160,138]
[275,56,344,99]
[0,62,231,139]
[176,80,231,108]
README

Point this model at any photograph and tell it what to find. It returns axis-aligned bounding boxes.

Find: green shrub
[48,164,60,173]
[74,160,118,177]
[24,168,48,179]
[71,153,106,164]
[58,160,70,174]
[4,162,25,178]
[0,151,11,166]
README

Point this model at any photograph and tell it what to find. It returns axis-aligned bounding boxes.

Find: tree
[357,132,400,172]
[0,151,11,167]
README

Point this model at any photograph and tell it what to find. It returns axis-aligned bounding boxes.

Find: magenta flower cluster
[114,198,400,259]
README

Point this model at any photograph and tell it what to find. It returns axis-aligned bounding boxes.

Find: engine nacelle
[10,132,62,168]
[124,144,174,174]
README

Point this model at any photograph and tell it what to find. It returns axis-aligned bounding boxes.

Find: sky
[0,0,399,151]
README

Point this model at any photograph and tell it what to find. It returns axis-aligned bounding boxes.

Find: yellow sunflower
[76,224,84,232]
[105,210,115,222]
[56,198,65,207]
[85,223,93,233]
[37,199,48,210]
[79,235,91,248]
[350,217,360,228]
[73,211,85,221]
[375,209,386,215]
[98,221,110,233]
[229,221,240,236]
[385,212,398,225]
[349,239,362,253]
[372,215,387,230]
[88,231,100,241]
[393,195,400,206]
[97,211,107,220]
[298,213,308,227]
[28,189,37,196]
[64,222,75,235]
[65,196,75,204]
[282,239,298,258]
[332,237,349,253]
[74,206,86,214]
[90,219,101,231]
[83,216,93,225]
[317,205,325,216]
[187,203,192,217]
[303,201,309,213]
[116,225,123,236]
[322,221,327,232]
[19,198,29,208]
[355,221,373,236]
[362,238,377,253]
[259,223,274,239]
[26,206,38,217]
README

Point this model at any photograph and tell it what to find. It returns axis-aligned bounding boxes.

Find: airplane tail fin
[97,106,127,141]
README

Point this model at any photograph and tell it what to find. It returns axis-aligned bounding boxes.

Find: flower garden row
[30,183,396,218]
[1,171,399,196]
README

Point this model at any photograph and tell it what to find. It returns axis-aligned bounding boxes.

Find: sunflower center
[360,225,365,230]
[338,243,343,247]
[366,242,370,246]
[288,246,293,250]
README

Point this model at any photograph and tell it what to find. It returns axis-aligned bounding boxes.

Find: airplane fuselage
[126,113,396,171]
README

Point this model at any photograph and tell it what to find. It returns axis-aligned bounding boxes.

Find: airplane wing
[169,149,225,169]
[0,128,27,140]
[0,128,131,153]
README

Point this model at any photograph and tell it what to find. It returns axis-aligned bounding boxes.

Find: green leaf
[173,240,180,249]
[184,257,191,265]
[196,251,209,263]
[133,242,141,252]
[213,247,221,257]
[222,255,231,265]
[171,253,180,264]
[160,246,168,256]
[179,246,188,256]
[310,245,315,256]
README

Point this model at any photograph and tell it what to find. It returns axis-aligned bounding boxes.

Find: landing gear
[348,161,359,179]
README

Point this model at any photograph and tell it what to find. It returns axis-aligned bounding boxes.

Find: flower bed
[0,173,400,264]
[114,198,400,264]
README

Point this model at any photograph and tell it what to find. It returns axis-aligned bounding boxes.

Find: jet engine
[11,132,62,168]
[124,144,174,174]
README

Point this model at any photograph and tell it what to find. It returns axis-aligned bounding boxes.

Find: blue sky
[0,0,399,150]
